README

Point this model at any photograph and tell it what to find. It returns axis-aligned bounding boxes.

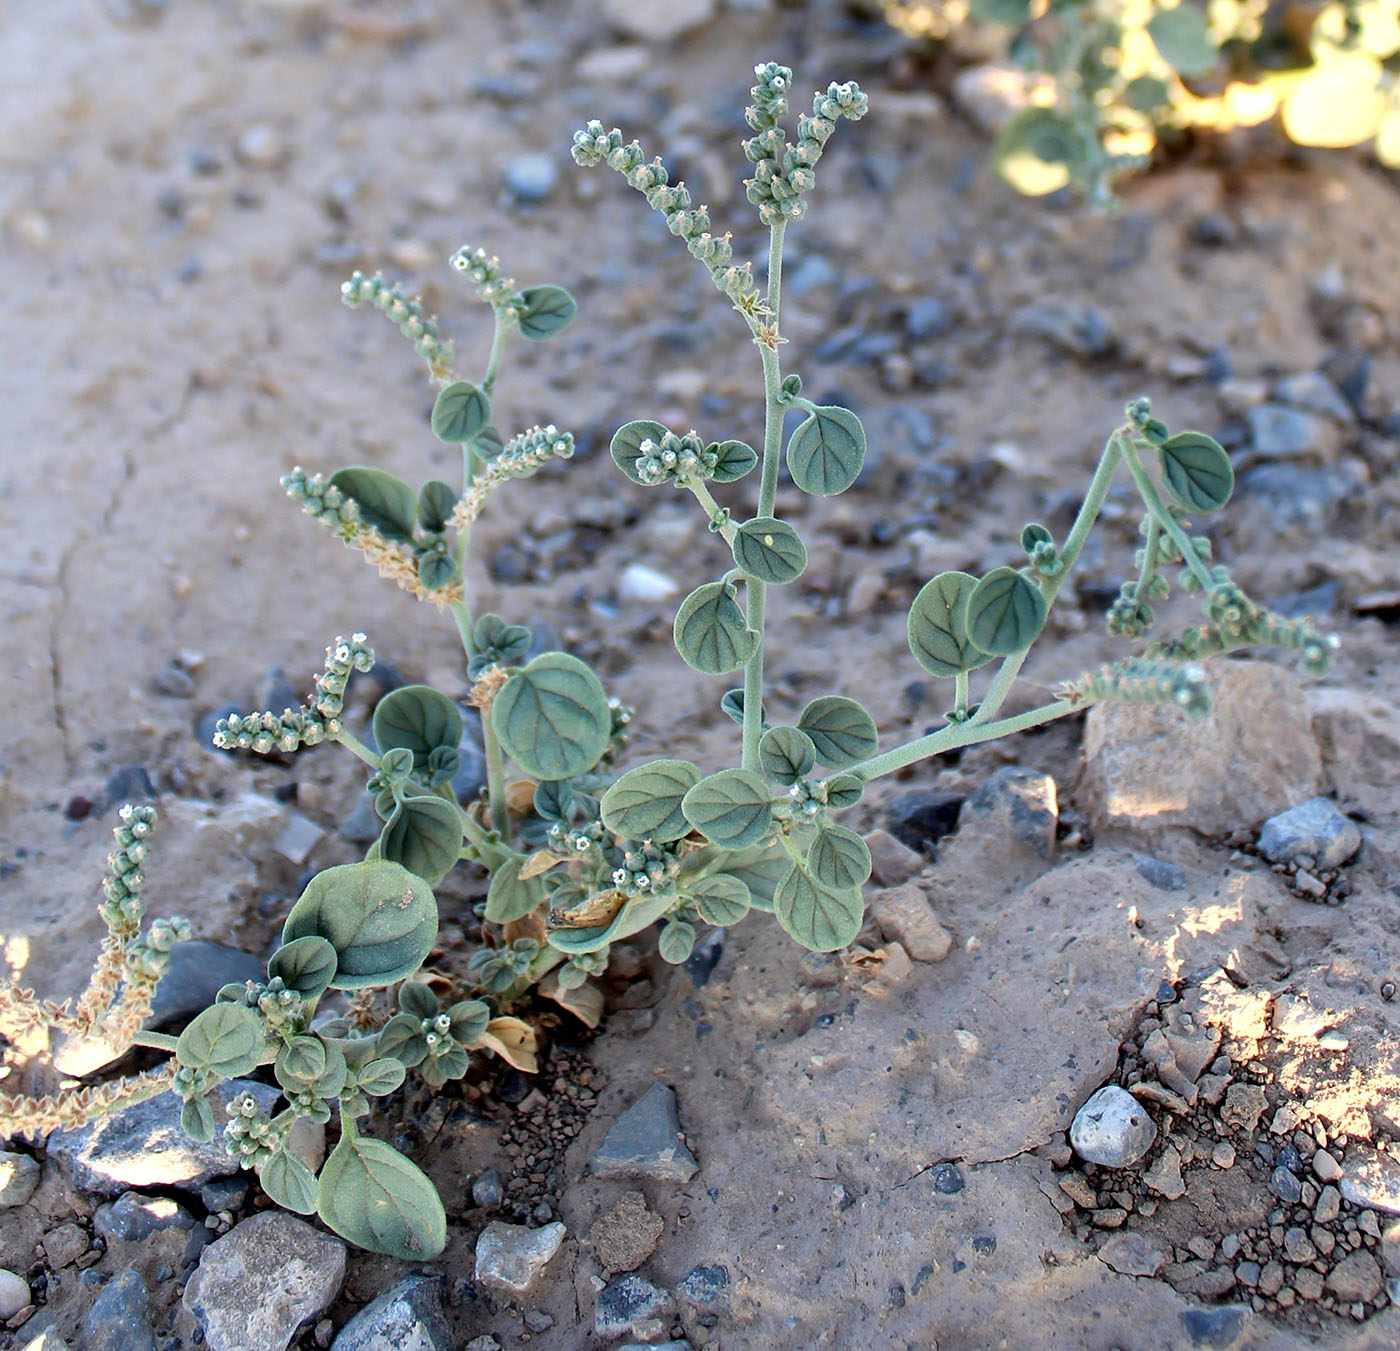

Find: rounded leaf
[966,567,1046,656]
[267,935,339,1000]
[447,999,491,1044]
[732,516,807,585]
[807,825,873,891]
[1146,4,1218,78]
[785,405,866,496]
[993,108,1080,197]
[492,653,612,781]
[773,866,864,952]
[315,1132,446,1259]
[673,582,758,675]
[355,1057,407,1096]
[417,551,457,593]
[600,759,701,843]
[329,467,418,543]
[758,726,817,785]
[486,855,548,924]
[260,1149,318,1215]
[821,773,865,810]
[658,920,696,965]
[516,284,578,340]
[180,1096,216,1143]
[282,860,438,990]
[277,1035,327,1086]
[720,688,747,727]
[375,1013,427,1068]
[611,419,668,485]
[545,890,673,955]
[1123,75,1172,114]
[797,696,879,770]
[473,424,505,461]
[681,769,774,849]
[417,479,457,533]
[377,795,464,886]
[722,845,790,911]
[907,571,995,678]
[373,685,463,774]
[398,981,438,1019]
[709,439,758,484]
[969,0,1031,21]
[689,873,752,926]
[431,380,491,444]
[176,1003,264,1078]
[1158,431,1233,513]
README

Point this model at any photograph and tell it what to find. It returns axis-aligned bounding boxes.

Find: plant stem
[131,1030,179,1052]
[1120,439,1217,593]
[954,670,969,717]
[742,221,787,772]
[482,714,510,841]
[1132,515,1161,606]
[685,479,737,545]
[450,445,482,658]
[482,306,509,395]
[335,725,380,768]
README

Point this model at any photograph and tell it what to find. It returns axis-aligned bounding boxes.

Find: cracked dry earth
[3,0,1400,1348]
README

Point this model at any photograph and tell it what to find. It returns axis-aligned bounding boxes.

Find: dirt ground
[2,0,1399,1348]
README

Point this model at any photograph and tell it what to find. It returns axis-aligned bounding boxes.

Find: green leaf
[721,845,790,911]
[658,920,696,965]
[329,467,418,543]
[277,1035,327,1086]
[431,381,491,443]
[355,1057,407,1096]
[709,440,758,483]
[473,424,505,461]
[1123,75,1171,114]
[681,769,774,849]
[993,108,1082,197]
[282,861,438,990]
[611,419,668,486]
[447,999,491,1044]
[533,780,573,822]
[821,773,865,810]
[966,567,1046,656]
[797,696,878,769]
[180,1097,215,1143]
[417,480,457,533]
[260,1149,318,1216]
[773,865,864,952]
[417,553,456,593]
[313,1043,349,1099]
[378,795,464,886]
[398,980,438,1019]
[785,405,866,496]
[1158,431,1233,513]
[732,517,807,585]
[689,873,752,926]
[267,935,339,1000]
[907,571,996,678]
[492,653,612,780]
[545,891,673,955]
[516,284,578,340]
[758,726,817,785]
[375,1013,427,1068]
[473,614,532,666]
[1146,4,1218,79]
[1020,523,1052,552]
[373,685,463,774]
[808,825,873,891]
[600,759,701,843]
[315,1132,446,1259]
[969,0,1031,22]
[720,688,746,727]
[176,1003,264,1078]
[673,582,758,675]
[485,855,548,924]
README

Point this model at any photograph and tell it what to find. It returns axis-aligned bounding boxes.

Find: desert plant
[1,58,1335,1259]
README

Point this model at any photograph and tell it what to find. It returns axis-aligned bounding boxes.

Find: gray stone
[1097,1232,1165,1277]
[959,766,1058,858]
[595,1272,671,1339]
[1274,371,1353,423]
[1327,1250,1383,1302]
[1145,1147,1186,1200]
[676,1263,729,1310]
[1009,300,1116,361]
[274,812,323,864]
[884,789,964,853]
[183,1212,346,1351]
[593,1083,698,1183]
[863,829,923,887]
[16,1319,68,1351]
[0,1150,40,1207]
[473,1221,566,1295]
[617,562,678,603]
[471,1167,505,1210]
[1181,1304,1248,1348]
[905,296,951,341]
[47,1079,278,1196]
[504,154,558,205]
[1257,797,1360,868]
[236,124,290,170]
[330,1274,451,1351]
[1340,1152,1400,1214]
[338,794,382,844]
[0,1269,30,1320]
[1271,1166,1303,1203]
[83,1270,155,1351]
[94,1191,196,1242]
[1247,404,1327,458]
[1132,853,1186,891]
[1069,1086,1157,1168]
[1239,462,1360,527]
[451,724,488,806]
[599,0,717,42]
[869,884,953,963]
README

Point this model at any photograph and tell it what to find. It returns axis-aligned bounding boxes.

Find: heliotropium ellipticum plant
[1,59,1335,1258]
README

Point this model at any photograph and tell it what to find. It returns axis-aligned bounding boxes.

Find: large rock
[592,1084,698,1183]
[1081,662,1324,835]
[1069,1086,1157,1168]
[473,1222,566,1296]
[1257,797,1360,867]
[0,1150,40,1207]
[330,1274,452,1351]
[82,1270,156,1351]
[599,0,716,42]
[183,1212,346,1351]
[937,766,1057,886]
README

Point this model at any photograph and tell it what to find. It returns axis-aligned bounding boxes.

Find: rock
[884,789,964,853]
[183,1213,346,1351]
[42,1222,88,1267]
[1145,1147,1186,1200]
[452,724,489,805]
[473,1221,566,1295]
[1246,404,1328,458]
[504,154,558,205]
[1275,371,1353,423]
[592,1083,698,1183]
[1162,1021,1221,1082]
[274,812,323,865]
[472,1168,505,1210]
[0,1150,40,1207]
[1220,1082,1266,1134]
[1009,300,1116,361]
[676,1263,729,1310]
[1340,1152,1400,1214]
[684,928,725,987]
[574,45,650,83]
[47,1079,279,1196]
[83,1271,155,1351]
[1315,1184,1341,1223]
[1132,853,1186,891]
[1082,662,1324,835]
[868,884,953,963]
[1098,1232,1166,1277]
[962,766,1057,856]
[1327,1250,1383,1302]
[904,296,951,341]
[1270,1167,1303,1203]
[338,795,382,844]
[930,1162,964,1195]
[329,1274,451,1351]
[864,828,923,886]
[1181,1304,1248,1348]
[617,562,679,603]
[0,1270,30,1320]
[1257,797,1360,868]
[1312,1149,1342,1183]
[154,662,197,698]
[94,1191,196,1242]
[1069,1086,1157,1168]
[464,1339,500,1351]
[845,568,886,618]
[588,1191,663,1274]
[951,65,1042,134]
[599,0,716,43]
[595,1272,671,1340]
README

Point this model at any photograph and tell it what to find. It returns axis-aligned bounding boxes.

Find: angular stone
[884,789,963,854]
[1312,1149,1342,1183]
[588,1192,662,1275]
[1340,1152,1400,1214]
[868,883,953,963]
[83,1271,155,1351]
[1163,1021,1221,1083]
[1069,1086,1157,1168]
[1098,1231,1166,1276]
[1220,1082,1266,1134]
[471,1168,505,1210]
[1327,1250,1383,1302]
[0,1151,40,1208]
[1010,300,1116,361]
[599,0,716,42]
[329,1274,452,1351]
[592,1084,698,1183]
[1246,404,1328,458]
[1145,1147,1186,1200]
[183,1212,346,1351]
[1133,854,1186,891]
[1275,371,1353,423]
[474,1222,566,1295]
[595,1273,671,1340]
[93,1191,196,1242]
[1315,1185,1341,1223]
[1257,797,1360,868]
[936,766,1056,887]
[676,1263,730,1310]
[863,829,923,887]
[1082,663,1323,835]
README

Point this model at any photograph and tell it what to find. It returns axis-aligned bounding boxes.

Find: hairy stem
[1120,439,1216,593]
[482,306,510,395]
[131,1030,179,1052]
[482,716,510,841]
[1132,514,1161,606]
[685,479,737,545]
[954,670,970,718]
[335,725,380,768]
